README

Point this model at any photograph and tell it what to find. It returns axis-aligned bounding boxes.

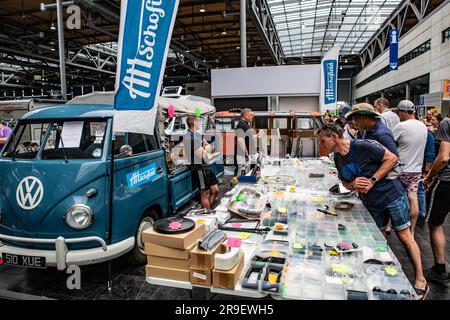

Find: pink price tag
[168,221,182,230]
[231,223,242,228]
[168,105,175,118]
[227,238,242,247]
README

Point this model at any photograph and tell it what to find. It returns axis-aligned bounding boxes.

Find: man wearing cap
[374,97,400,132]
[346,103,399,157]
[335,104,356,139]
[316,123,429,298]
[393,100,427,236]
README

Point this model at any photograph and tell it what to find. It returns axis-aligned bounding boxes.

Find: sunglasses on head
[322,123,341,135]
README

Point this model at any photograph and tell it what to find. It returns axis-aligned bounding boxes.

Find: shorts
[426,180,450,226]
[398,172,422,192]
[365,193,411,231]
[190,165,218,190]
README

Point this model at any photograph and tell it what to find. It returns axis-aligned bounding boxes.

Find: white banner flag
[320,46,341,112]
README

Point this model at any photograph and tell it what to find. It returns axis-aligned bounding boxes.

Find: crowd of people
[317,100,450,299]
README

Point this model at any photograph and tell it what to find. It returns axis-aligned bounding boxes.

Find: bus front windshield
[2,120,108,160]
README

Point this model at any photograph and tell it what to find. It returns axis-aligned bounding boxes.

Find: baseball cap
[338,105,352,117]
[396,100,416,112]
[345,103,380,119]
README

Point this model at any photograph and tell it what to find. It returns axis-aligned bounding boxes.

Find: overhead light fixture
[351,50,355,54]
[301,24,306,30]
[222,30,227,35]
[236,46,240,50]
[200,5,206,13]
[345,59,348,63]
[50,22,56,30]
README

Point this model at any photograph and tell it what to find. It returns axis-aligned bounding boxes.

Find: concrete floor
[0,172,449,300]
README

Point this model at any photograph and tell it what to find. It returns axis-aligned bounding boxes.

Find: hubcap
[137,216,154,254]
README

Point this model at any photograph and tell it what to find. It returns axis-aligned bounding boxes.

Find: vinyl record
[153,217,195,234]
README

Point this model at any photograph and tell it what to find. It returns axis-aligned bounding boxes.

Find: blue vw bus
[0,96,223,271]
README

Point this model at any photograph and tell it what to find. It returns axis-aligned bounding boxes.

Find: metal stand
[107,261,112,293]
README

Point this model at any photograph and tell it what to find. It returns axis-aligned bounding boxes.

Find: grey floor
[0,171,449,300]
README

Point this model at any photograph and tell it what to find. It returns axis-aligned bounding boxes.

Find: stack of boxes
[143,223,206,282]
[143,222,244,290]
[189,242,224,286]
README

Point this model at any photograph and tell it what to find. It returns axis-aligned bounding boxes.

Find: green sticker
[195,108,201,118]
[375,247,388,253]
[236,194,247,201]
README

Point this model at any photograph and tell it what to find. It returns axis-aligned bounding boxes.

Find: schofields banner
[389,29,399,71]
[320,46,340,112]
[114,0,180,135]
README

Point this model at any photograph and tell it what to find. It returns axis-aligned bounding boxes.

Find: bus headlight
[64,205,93,230]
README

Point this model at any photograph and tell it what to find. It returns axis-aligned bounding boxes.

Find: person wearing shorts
[393,100,428,235]
[424,118,450,286]
[184,115,219,209]
[316,120,429,299]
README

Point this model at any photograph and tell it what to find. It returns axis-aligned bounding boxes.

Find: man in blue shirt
[346,103,399,156]
[316,122,429,299]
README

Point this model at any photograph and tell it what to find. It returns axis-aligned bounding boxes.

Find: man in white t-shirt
[393,100,428,236]
[374,97,400,132]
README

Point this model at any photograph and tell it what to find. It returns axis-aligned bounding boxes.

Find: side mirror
[119,144,133,157]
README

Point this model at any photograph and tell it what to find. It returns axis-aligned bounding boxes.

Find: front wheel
[126,210,158,265]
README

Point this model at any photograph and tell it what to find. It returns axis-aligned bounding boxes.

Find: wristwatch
[370,176,378,184]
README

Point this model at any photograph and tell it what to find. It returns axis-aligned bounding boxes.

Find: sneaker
[424,267,450,287]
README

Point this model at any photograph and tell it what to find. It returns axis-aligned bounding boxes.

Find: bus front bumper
[0,234,135,271]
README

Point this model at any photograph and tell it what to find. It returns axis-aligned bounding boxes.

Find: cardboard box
[146,265,190,282]
[190,267,212,286]
[212,252,244,289]
[144,242,195,260]
[147,255,190,270]
[142,223,206,249]
[189,241,224,270]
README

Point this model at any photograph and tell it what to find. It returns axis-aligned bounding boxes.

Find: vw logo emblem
[16,176,44,210]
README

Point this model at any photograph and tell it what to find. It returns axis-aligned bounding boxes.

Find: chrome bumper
[0,234,135,271]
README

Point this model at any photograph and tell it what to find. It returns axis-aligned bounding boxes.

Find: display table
[146,157,416,300]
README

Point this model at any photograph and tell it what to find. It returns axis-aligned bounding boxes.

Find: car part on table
[218,225,270,234]
[214,247,241,271]
[335,201,355,210]
[227,187,267,219]
[260,175,296,185]
[242,264,265,290]
[153,217,195,234]
[329,183,353,196]
[197,229,226,251]
[317,205,337,216]
[261,264,283,293]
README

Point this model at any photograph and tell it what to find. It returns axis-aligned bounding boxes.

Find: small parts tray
[241,255,285,294]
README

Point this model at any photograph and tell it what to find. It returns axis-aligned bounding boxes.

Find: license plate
[2,253,46,269]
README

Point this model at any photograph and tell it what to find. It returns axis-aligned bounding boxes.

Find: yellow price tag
[384,266,398,276]
[271,250,280,256]
[313,195,325,204]
[289,187,297,193]
[331,264,352,275]
[268,273,278,284]
[196,219,205,224]
[238,232,251,240]
[293,243,304,249]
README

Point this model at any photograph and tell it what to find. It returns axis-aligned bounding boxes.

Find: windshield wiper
[54,125,69,163]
